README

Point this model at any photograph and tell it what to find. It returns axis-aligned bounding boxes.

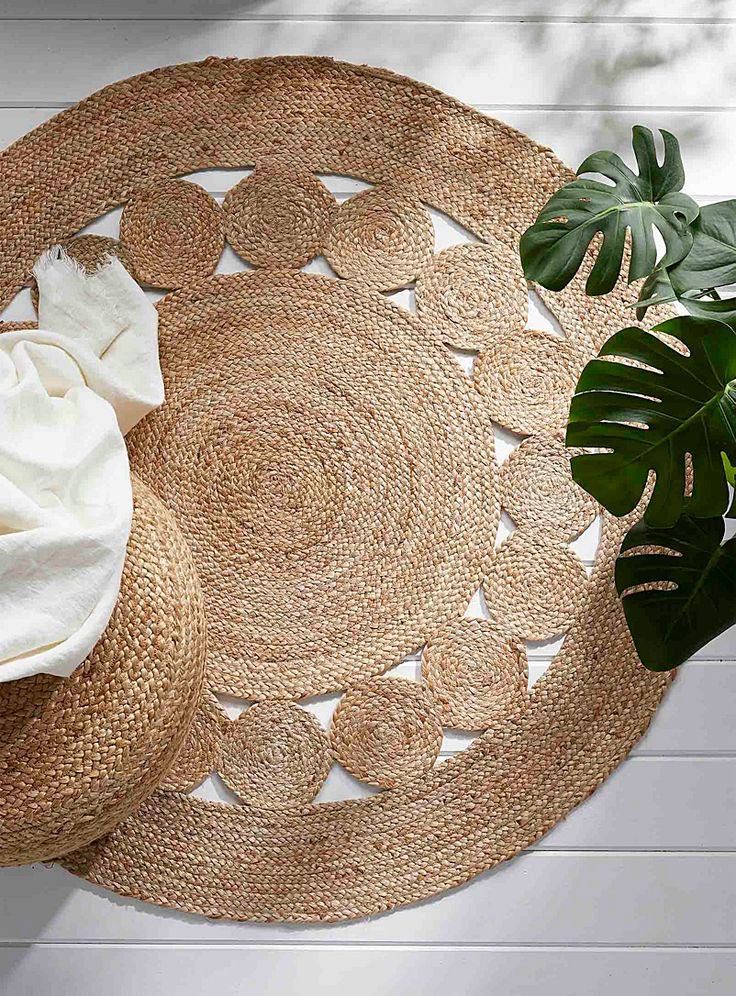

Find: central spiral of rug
[127,271,498,699]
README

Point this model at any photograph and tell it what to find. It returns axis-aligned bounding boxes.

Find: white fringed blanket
[0,251,163,682]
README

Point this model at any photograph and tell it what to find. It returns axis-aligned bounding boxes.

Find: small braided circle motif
[120,179,225,288]
[219,702,332,808]
[324,184,434,291]
[330,677,443,789]
[422,619,529,731]
[0,57,676,922]
[499,435,598,541]
[416,242,528,350]
[476,329,586,435]
[224,163,337,268]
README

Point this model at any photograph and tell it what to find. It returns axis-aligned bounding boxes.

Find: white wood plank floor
[0,4,733,993]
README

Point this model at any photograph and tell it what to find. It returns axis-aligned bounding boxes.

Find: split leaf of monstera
[520,126,699,296]
[566,316,736,527]
[616,513,736,670]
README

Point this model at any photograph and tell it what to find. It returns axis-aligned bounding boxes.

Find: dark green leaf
[636,267,736,326]
[566,315,736,526]
[616,513,736,670]
[520,127,699,296]
[635,266,680,319]
[669,199,736,295]
[680,294,736,329]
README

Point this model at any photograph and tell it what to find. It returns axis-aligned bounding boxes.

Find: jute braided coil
[0,57,675,921]
[120,179,225,288]
[126,269,498,700]
[224,163,337,268]
[0,478,207,866]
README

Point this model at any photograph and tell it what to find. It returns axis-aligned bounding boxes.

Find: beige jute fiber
[422,618,529,731]
[0,56,675,922]
[330,677,444,789]
[120,179,225,288]
[416,241,529,351]
[224,163,337,268]
[0,478,207,867]
[499,434,598,540]
[126,269,498,700]
[219,701,332,807]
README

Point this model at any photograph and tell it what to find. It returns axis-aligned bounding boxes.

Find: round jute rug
[0,57,674,922]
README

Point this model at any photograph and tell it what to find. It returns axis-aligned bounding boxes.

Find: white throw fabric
[0,250,163,683]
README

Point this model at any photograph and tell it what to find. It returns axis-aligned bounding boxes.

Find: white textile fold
[0,250,163,683]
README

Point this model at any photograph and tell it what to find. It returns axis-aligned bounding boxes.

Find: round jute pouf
[0,477,207,867]
[0,57,676,923]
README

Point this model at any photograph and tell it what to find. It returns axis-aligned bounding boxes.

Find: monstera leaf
[668,199,736,295]
[635,266,736,326]
[616,514,736,670]
[566,315,736,527]
[520,126,699,296]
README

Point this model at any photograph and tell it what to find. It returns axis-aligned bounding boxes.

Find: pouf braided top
[0,57,674,921]
[0,477,207,867]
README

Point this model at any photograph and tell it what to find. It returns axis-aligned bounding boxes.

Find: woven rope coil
[0,56,675,922]
[422,619,529,731]
[330,677,443,789]
[486,531,590,641]
[159,689,226,794]
[0,477,207,866]
[219,701,332,807]
[415,242,528,350]
[120,179,225,288]
[476,328,588,435]
[126,268,499,700]
[324,185,434,291]
[224,163,337,268]
[499,434,598,540]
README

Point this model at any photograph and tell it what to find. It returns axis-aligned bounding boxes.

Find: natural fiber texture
[486,532,590,641]
[126,269,498,700]
[0,477,206,866]
[0,321,36,332]
[224,163,337,268]
[475,328,586,434]
[0,56,675,922]
[219,702,332,807]
[499,434,598,540]
[159,689,226,794]
[330,677,443,789]
[324,184,434,291]
[30,235,133,312]
[422,619,529,731]
[120,180,225,288]
[415,242,528,350]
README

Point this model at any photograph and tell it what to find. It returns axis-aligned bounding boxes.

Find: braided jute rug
[0,57,676,922]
